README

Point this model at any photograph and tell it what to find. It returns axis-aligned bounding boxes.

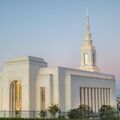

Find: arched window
[84,53,88,65]
[10,81,22,117]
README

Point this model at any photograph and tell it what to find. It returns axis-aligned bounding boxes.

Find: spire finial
[84,11,91,41]
[86,8,88,16]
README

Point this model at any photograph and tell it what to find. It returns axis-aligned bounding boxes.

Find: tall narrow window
[10,81,21,117]
[40,87,45,110]
[93,53,95,65]
[84,53,88,65]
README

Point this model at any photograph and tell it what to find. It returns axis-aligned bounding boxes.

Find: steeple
[83,16,93,47]
[84,16,91,41]
[80,16,99,72]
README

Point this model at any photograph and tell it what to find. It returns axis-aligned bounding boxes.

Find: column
[101,88,103,106]
[103,88,105,105]
[94,88,96,113]
[81,87,84,105]
[84,88,85,105]
[104,88,106,105]
[80,87,82,105]
[91,88,93,111]
[87,88,89,106]
[106,88,108,105]
[85,88,88,105]
[100,88,103,106]
[109,88,111,105]
[95,88,98,112]
[89,88,91,109]
[92,88,95,112]
[98,88,101,111]
[107,88,110,105]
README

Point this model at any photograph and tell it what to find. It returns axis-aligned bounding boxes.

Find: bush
[0,118,53,120]
[99,105,116,120]
[67,104,93,119]
[48,104,60,118]
[39,109,47,119]
[67,109,82,119]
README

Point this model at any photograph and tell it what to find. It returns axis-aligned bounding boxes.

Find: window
[93,53,95,65]
[40,87,45,110]
[10,81,21,117]
[84,53,88,65]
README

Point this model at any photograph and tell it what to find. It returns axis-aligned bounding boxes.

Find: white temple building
[0,16,116,117]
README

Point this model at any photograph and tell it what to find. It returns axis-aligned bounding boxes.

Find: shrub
[67,109,82,119]
[99,105,116,120]
[67,104,93,119]
[48,104,60,118]
[39,109,47,119]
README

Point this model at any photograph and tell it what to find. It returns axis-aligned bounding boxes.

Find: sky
[0,0,120,95]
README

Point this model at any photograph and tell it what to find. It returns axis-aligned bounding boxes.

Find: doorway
[10,81,22,117]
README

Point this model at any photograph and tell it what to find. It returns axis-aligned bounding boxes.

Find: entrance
[10,81,22,117]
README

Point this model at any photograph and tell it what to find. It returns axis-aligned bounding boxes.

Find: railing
[0,111,41,118]
[0,110,120,119]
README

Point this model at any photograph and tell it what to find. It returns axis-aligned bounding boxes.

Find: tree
[67,109,82,119]
[117,97,120,111]
[99,105,116,120]
[77,104,93,117]
[39,109,47,119]
[67,104,93,119]
[48,104,60,118]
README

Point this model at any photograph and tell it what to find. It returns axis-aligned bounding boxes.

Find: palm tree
[48,104,60,118]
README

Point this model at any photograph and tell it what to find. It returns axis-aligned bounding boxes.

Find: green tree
[48,104,60,118]
[39,109,47,119]
[67,109,82,119]
[67,104,93,119]
[99,105,115,120]
[77,104,93,117]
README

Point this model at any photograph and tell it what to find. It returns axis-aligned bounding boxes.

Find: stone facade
[0,16,116,117]
[0,57,116,114]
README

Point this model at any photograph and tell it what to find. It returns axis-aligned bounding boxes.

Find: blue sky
[0,0,120,95]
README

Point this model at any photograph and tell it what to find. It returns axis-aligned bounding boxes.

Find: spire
[80,15,100,72]
[84,15,92,41]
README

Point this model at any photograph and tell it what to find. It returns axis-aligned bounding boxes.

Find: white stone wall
[36,67,67,111]
[2,58,30,111]
[1,56,47,113]
[0,57,116,115]
[70,75,116,111]
[65,73,71,111]
[28,57,47,110]
[36,74,52,110]
[36,67,59,110]
[58,67,66,111]
[37,67,116,112]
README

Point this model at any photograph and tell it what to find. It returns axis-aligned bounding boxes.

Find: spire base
[80,65,100,72]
